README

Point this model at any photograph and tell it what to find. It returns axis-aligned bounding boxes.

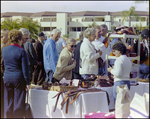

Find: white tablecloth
[28,89,109,118]
[98,82,149,110]
[138,82,149,94]
[28,82,149,117]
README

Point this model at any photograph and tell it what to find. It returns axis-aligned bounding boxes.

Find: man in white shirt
[56,37,66,56]
[92,25,106,75]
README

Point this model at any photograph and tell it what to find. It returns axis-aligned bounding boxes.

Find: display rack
[105,33,141,82]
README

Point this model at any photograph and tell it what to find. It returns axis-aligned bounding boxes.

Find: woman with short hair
[2,29,30,118]
[79,28,102,79]
[107,42,132,103]
[53,38,76,82]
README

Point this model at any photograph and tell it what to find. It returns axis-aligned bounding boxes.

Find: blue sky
[1,1,149,13]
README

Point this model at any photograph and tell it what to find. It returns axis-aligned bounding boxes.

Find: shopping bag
[128,93,149,118]
[115,84,132,118]
[24,91,33,118]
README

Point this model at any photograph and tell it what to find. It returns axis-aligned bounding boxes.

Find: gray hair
[51,28,61,35]
[19,28,30,35]
[84,28,96,38]
[66,38,76,44]
[100,24,108,30]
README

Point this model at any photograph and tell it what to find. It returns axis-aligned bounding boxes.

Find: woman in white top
[79,28,102,79]
[107,42,132,103]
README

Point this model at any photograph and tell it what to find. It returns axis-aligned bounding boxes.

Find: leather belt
[52,88,110,114]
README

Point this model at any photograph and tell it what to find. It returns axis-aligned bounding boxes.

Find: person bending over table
[2,29,30,118]
[107,42,132,103]
[53,38,76,82]
[79,28,102,79]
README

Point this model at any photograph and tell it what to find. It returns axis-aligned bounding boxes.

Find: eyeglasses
[70,45,76,48]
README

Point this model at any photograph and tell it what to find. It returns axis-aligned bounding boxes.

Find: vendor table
[28,82,149,118]
[28,89,109,118]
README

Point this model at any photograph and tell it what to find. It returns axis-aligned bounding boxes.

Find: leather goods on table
[79,75,97,88]
[95,75,114,87]
[139,78,149,82]
[52,88,110,114]
[42,82,78,92]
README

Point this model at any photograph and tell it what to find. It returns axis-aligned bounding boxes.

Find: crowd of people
[1,24,149,118]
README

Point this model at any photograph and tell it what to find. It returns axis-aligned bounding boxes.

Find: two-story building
[1,11,149,38]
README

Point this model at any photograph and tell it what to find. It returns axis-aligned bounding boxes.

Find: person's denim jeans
[113,80,130,103]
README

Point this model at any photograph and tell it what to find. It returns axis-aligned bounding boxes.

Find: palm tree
[1,18,20,30]
[20,17,41,39]
[121,6,140,27]
[1,17,41,39]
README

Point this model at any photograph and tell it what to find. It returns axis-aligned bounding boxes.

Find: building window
[85,18,93,22]
[52,18,56,22]
[43,27,50,31]
[141,17,146,21]
[70,27,76,31]
[82,27,87,31]
[51,27,56,30]
[77,27,81,31]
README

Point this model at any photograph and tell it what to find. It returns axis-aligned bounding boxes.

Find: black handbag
[24,90,33,118]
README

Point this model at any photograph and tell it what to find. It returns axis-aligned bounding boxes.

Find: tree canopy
[1,17,41,39]
[121,6,140,27]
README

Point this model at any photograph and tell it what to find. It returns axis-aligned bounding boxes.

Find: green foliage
[87,22,97,28]
[133,23,149,32]
[121,6,140,27]
[20,17,41,39]
[1,17,41,39]
[1,18,20,30]
[63,34,72,38]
